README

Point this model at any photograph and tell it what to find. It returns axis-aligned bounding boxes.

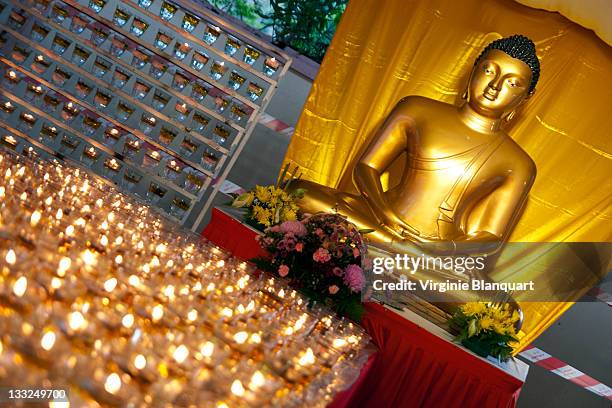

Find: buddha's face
[467,49,533,118]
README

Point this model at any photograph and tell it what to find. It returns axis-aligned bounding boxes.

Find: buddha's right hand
[378,211,417,241]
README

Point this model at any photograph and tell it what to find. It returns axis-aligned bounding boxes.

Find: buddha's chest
[409,122,491,161]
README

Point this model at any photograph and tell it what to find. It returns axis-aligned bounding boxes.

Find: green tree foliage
[206,0,347,62]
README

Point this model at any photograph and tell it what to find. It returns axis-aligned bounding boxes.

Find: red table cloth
[202,207,525,408]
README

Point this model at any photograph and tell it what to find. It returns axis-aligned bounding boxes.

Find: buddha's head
[465,35,540,120]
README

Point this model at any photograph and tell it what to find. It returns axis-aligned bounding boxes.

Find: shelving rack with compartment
[0,0,291,230]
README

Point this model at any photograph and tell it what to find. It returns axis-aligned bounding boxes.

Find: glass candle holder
[191,113,209,133]
[152,91,170,110]
[182,14,199,33]
[52,68,71,86]
[112,69,130,88]
[31,24,49,42]
[33,0,50,12]
[70,16,89,34]
[91,28,109,46]
[94,91,112,109]
[43,94,60,113]
[122,169,142,191]
[123,136,141,160]
[263,57,280,77]
[131,50,149,69]
[40,124,58,142]
[212,126,230,146]
[143,149,162,168]
[72,46,91,66]
[81,146,99,165]
[202,151,219,172]
[138,0,152,9]
[203,24,221,45]
[8,9,26,30]
[18,112,37,131]
[224,36,241,57]
[1,134,18,150]
[149,60,168,79]
[155,31,172,51]
[191,52,209,71]
[104,127,122,146]
[172,72,189,90]
[59,134,80,154]
[10,45,29,64]
[174,42,190,60]
[132,81,151,100]
[0,100,16,118]
[139,114,157,134]
[191,83,210,102]
[180,137,199,156]
[51,36,70,55]
[25,84,44,103]
[75,80,92,98]
[110,37,127,57]
[214,96,229,113]
[146,182,167,204]
[228,71,246,90]
[130,19,149,37]
[51,4,69,23]
[159,127,176,145]
[89,0,106,13]
[103,157,122,177]
[82,115,101,135]
[3,69,21,89]
[113,8,130,27]
[209,61,227,81]
[246,82,264,102]
[116,102,134,122]
[169,197,190,218]
[31,55,51,74]
[185,170,205,193]
[164,159,182,181]
[61,102,79,122]
[243,46,261,66]
[174,103,191,122]
[160,2,177,20]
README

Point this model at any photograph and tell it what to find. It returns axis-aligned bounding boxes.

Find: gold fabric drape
[282,0,612,348]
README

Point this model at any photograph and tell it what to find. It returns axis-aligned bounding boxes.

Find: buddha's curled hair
[476,35,540,94]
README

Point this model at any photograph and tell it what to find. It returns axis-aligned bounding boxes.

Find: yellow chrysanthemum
[479,316,494,330]
[254,185,271,203]
[462,302,486,317]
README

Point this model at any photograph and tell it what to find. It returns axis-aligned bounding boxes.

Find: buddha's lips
[483,91,498,101]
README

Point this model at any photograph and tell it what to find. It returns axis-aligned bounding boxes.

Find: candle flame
[5,249,16,265]
[41,330,56,351]
[13,276,27,297]
[104,373,121,394]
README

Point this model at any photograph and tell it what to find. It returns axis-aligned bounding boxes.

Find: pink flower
[333,267,343,276]
[343,264,365,293]
[280,220,307,236]
[295,242,304,252]
[278,264,290,277]
[313,248,331,263]
[353,247,360,258]
[315,228,324,237]
[267,225,281,233]
[328,285,339,295]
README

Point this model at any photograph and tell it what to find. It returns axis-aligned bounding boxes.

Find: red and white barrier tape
[258,112,295,136]
[519,345,612,400]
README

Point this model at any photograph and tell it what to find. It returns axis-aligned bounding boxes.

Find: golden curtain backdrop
[282,0,612,348]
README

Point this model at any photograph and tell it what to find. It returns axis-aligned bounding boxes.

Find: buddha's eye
[507,79,520,88]
[484,66,494,75]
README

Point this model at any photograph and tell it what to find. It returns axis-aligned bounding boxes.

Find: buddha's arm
[460,159,536,247]
[353,106,416,238]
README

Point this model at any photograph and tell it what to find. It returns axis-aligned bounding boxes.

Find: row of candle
[0,150,371,406]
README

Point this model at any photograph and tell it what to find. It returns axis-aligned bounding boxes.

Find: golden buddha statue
[290,35,540,282]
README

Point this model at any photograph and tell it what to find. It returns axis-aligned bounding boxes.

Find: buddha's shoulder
[395,95,454,116]
[499,135,537,176]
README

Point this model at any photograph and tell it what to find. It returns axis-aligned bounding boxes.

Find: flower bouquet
[448,302,520,362]
[254,213,367,320]
[231,164,304,230]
